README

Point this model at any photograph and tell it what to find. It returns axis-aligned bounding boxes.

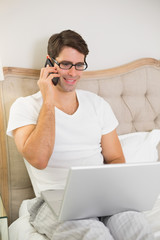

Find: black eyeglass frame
[50,57,88,71]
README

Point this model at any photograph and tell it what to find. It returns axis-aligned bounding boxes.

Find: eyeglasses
[50,57,88,71]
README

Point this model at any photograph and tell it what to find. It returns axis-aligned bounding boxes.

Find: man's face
[55,47,85,92]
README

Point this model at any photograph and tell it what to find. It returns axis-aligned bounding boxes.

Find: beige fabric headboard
[0,58,160,224]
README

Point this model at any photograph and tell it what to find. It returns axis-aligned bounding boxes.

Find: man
[7,30,153,240]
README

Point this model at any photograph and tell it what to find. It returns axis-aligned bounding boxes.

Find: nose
[68,66,77,76]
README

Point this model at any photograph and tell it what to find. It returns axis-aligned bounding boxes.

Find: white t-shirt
[7,90,118,196]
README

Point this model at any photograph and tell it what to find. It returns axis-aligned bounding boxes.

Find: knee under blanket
[28,197,154,240]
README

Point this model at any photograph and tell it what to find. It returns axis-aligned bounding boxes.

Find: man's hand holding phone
[44,57,59,86]
[37,57,60,104]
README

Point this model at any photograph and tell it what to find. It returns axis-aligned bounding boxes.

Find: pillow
[119,129,160,163]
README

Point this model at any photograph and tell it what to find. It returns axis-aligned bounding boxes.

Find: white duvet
[9,195,160,240]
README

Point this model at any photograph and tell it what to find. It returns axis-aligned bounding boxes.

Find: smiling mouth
[64,78,76,85]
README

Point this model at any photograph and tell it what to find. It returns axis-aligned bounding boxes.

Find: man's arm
[13,66,60,169]
[101,129,125,164]
[13,102,55,169]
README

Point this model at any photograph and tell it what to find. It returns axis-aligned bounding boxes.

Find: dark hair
[47,30,89,59]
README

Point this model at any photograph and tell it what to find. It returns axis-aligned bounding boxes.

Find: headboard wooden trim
[83,57,160,78]
[3,67,40,77]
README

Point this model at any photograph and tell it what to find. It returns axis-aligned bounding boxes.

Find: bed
[0,58,160,239]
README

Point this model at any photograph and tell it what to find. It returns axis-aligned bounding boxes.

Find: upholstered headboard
[0,58,160,224]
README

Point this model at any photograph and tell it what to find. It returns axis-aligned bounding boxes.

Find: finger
[47,73,60,82]
[40,67,57,80]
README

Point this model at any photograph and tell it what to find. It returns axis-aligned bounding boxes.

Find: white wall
[0,0,160,71]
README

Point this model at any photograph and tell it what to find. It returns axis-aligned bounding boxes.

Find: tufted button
[144,92,148,97]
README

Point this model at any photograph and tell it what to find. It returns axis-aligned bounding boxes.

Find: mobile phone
[44,58,59,86]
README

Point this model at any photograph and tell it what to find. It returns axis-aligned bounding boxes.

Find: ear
[47,55,51,60]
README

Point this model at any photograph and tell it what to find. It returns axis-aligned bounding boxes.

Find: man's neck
[55,90,79,115]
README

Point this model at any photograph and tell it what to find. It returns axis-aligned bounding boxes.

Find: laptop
[41,162,160,222]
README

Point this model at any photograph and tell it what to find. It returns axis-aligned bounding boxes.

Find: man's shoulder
[76,89,111,112]
[14,91,42,105]
[11,91,42,112]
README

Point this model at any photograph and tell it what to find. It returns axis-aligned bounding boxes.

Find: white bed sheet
[9,196,160,240]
